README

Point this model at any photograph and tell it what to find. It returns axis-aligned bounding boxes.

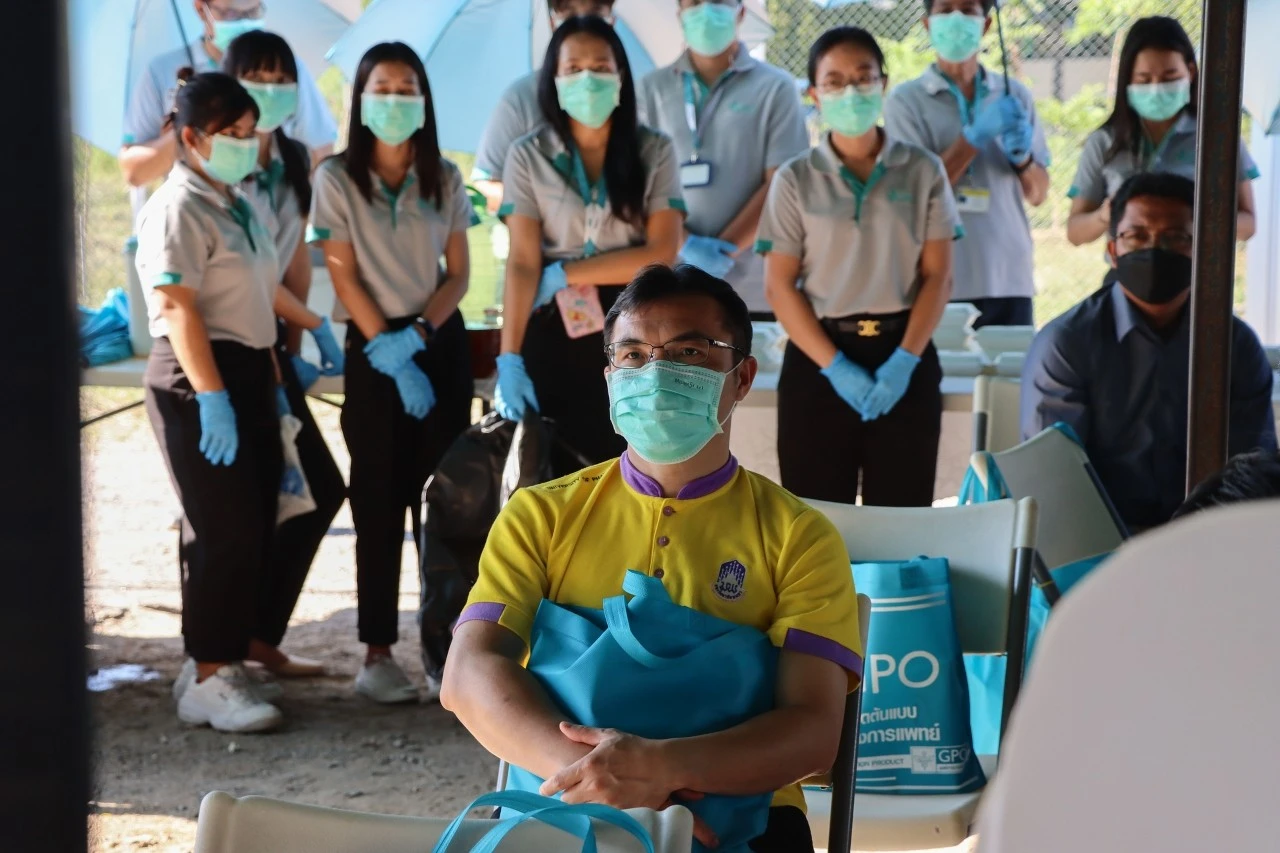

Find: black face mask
[1106,248,1193,305]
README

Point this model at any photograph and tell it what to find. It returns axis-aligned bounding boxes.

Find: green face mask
[607,360,735,465]
[681,3,739,58]
[929,11,985,63]
[211,18,265,53]
[555,71,622,129]
[360,94,427,146]
[820,85,883,137]
[1126,79,1191,122]
[240,81,298,133]
[196,133,260,185]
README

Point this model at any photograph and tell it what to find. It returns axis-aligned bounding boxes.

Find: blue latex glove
[291,355,321,391]
[275,385,291,418]
[364,326,425,377]
[820,352,876,418]
[309,317,345,376]
[493,352,539,421]
[195,390,238,466]
[1000,100,1035,166]
[678,235,738,279]
[861,347,921,421]
[393,362,436,420]
[963,94,1023,150]
[533,262,568,310]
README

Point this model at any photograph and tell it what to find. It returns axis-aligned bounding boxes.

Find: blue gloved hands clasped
[494,352,540,421]
[963,94,1024,150]
[196,390,238,466]
[275,385,291,418]
[861,347,921,421]
[534,262,568,310]
[291,354,321,391]
[679,235,738,279]
[393,362,436,420]
[364,326,425,377]
[309,317,345,376]
[821,352,877,417]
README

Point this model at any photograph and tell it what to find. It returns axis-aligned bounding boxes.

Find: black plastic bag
[418,413,586,681]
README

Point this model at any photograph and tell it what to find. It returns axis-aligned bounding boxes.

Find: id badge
[555,285,605,339]
[955,187,991,214]
[680,160,713,188]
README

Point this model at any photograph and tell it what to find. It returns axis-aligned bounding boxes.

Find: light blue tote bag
[432,791,653,853]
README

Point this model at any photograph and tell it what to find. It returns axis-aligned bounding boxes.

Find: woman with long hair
[309,42,476,704]
[492,14,684,465]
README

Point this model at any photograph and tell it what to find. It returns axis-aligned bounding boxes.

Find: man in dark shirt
[1022,172,1277,529]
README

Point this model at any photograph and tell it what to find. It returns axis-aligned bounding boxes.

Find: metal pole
[1187,0,1248,492]
[0,1,88,851]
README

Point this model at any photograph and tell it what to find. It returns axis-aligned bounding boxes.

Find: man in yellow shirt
[441,264,863,852]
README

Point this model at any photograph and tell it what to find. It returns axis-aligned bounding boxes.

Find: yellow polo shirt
[459,454,864,813]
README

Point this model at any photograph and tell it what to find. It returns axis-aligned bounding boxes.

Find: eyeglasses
[816,77,883,95]
[205,1,266,21]
[604,337,746,369]
[1116,228,1194,253]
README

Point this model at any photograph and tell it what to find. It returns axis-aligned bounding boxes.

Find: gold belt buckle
[855,319,881,337]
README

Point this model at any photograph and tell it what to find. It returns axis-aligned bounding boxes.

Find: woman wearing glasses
[492,15,684,466]
[757,27,961,507]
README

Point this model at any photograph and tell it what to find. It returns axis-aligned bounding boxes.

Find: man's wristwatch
[414,317,436,342]
[1012,155,1034,175]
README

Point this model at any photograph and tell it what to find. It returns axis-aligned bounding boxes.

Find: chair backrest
[983,426,1127,568]
[806,499,1037,655]
[972,375,1024,454]
[194,791,693,853]
[934,302,979,352]
[824,593,873,853]
[974,326,1035,360]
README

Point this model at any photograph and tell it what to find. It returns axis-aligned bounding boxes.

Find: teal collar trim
[839,162,887,222]
[227,195,259,253]
[377,171,417,229]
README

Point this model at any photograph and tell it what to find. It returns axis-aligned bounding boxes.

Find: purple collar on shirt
[619,452,739,500]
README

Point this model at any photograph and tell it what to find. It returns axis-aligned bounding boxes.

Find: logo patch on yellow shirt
[713,560,747,602]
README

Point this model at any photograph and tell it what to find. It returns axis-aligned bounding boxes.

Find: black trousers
[522,285,626,466]
[778,313,943,507]
[342,312,472,647]
[257,323,347,647]
[962,296,1034,329]
[144,338,282,663]
[749,806,815,853]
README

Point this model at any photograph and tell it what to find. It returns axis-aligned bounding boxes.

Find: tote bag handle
[431,791,654,853]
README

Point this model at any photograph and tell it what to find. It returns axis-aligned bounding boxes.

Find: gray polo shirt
[473,71,542,182]
[498,125,685,262]
[307,156,478,322]
[755,132,962,318]
[637,45,809,312]
[884,64,1049,302]
[135,162,280,349]
[240,134,305,265]
[1069,112,1261,204]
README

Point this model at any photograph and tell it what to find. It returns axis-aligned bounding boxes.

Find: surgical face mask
[555,70,622,129]
[820,85,883,137]
[211,19,265,53]
[360,94,427,146]
[195,133,260,185]
[240,81,298,133]
[929,11,985,63]
[1126,79,1191,122]
[1108,247,1193,305]
[681,3,739,58]
[607,360,737,465]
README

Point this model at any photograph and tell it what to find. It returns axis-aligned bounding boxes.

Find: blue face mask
[820,85,883,137]
[555,71,622,129]
[211,18,265,53]
[681,3,739,58]
[607,360,736,465]
[196,133,260,185]
[929,11,985,63]
[240,81,298,133]
[361,94,427,146]
[1126,79,1191,122]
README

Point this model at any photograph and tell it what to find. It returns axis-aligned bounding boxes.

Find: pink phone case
[555,285,606,339]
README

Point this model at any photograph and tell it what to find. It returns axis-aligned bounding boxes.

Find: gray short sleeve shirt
[637,46,809,311]
[884,64,1049,302]
[497,125,685,263]
[473,71,542,182]
[135,162,280,348]
[307,156,478,321]
[240,134,305,265]
[756,132,962,318]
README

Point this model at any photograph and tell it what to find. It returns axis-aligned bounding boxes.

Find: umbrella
[67,0,350,153]
[325,0,774,154]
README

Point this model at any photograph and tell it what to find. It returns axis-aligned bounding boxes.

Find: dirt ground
[82,387,975,853]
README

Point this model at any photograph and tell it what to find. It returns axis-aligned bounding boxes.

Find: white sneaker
[355,656,419,704]
[177,664,283,733]
[173,658,283,702]
[422,675,442,705]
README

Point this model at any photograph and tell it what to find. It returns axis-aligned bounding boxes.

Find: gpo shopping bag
[505,570,778,853]
[853,558,986,794]
[431,791,655,853]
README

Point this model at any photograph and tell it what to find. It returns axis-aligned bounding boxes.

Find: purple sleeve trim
[783,628,864,678]
[454,602,507,632]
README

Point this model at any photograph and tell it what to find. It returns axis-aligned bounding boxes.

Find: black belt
[821,311,910,339]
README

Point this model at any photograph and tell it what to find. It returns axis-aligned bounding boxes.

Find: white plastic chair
[193,791,693,853]
[971,375,1023,454]
[933,303,980,354]
[803,498,1039,851]
[973,326,1035,362]
[976,500,1280,853]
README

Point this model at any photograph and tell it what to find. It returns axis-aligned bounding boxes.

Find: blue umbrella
[67,0,350,153]
[326,0,775,154]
